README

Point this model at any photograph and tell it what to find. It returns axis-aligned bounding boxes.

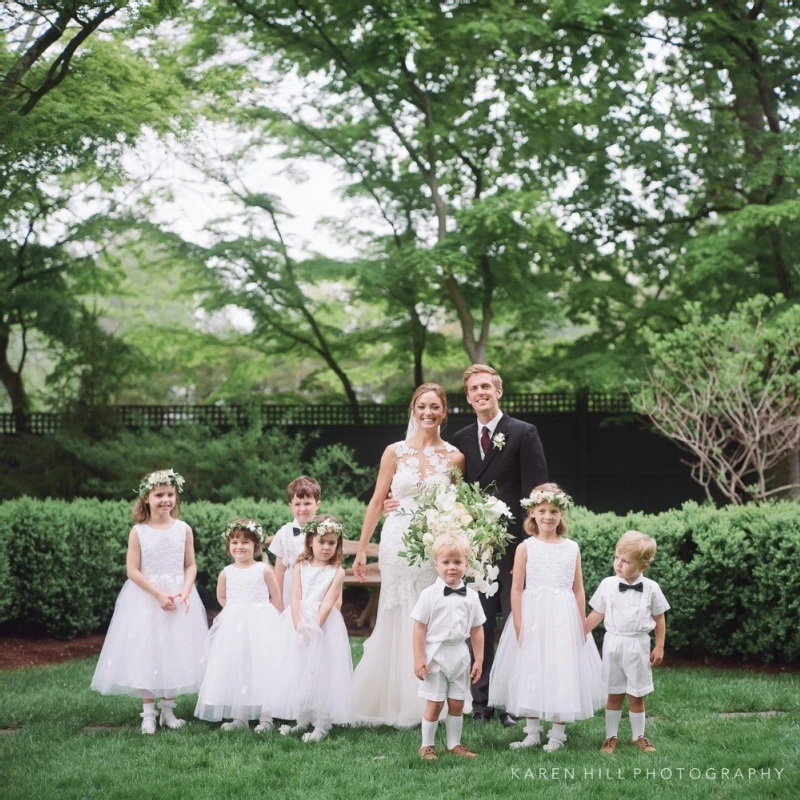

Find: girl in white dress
[352,384,465,727]
[275,515,353,742]
[489,483,605,751]
[91,469,208,734]
[195,519,283,731]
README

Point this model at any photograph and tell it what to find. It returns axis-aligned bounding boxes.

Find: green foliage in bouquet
[399,470,514,595]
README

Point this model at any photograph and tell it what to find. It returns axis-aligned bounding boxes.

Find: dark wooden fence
[0,392,632,434]
[0,394,708,513]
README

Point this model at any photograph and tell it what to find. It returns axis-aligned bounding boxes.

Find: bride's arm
[354,444,397,582]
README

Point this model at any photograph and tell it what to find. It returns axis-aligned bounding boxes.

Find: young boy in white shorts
[411,533,486,761]
[584,530,669,754]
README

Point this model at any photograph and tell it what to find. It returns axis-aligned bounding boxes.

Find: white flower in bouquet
[437,488,457,511]
[483,496,512,521]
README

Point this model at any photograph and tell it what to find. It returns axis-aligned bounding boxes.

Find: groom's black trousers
[469,541,517,715]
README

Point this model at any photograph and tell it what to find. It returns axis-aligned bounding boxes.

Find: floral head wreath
[222,519,265,543]
[137,469,185,499]
[520,489,573,511]
[302,518,344,539]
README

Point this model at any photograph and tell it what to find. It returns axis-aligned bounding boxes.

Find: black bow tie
[619,582,643,593]
[444,585,467,597]
[293,527,302,536]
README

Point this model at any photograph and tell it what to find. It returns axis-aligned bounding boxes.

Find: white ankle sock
[421,719,438,748]
[445,715,463,750]
[302,727,329,742]
[630,711,645,740]
[509,718,541,749]
[605,709,622,738]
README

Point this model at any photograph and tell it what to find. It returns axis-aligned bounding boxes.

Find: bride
[352,383,465,727]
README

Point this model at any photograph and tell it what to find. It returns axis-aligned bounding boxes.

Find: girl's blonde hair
[616,530,657,568]
[132,479,182,524]
[224,518,264,557]
[523,482,569,538]
[297,514,344,567]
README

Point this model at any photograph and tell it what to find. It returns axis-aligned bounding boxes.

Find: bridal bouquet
[399,472,514,595]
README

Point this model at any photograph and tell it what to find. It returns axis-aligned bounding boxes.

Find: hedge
[1,498,798,663]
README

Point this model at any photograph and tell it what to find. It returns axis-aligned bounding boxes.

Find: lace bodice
[390,441,457,505]
[378,441,457,610]
[524,536,578,594]
[299,563,336,612]
[224,563,271,606]
[135,521,186,579]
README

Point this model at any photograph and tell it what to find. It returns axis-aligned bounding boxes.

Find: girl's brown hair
[297,514,344,567]
[225,518,264,557]
[409,382,448,429]
[132,482,182,524]
[523,482,569,538]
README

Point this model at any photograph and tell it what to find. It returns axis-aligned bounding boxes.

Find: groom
[450,364,548,725]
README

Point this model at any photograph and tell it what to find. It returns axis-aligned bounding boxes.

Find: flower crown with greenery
[302,518,344,539]
[137,469,186,499]
[520,489,573,511]
[222,519,265,543]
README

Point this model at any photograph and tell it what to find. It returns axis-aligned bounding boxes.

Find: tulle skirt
[489,586,605,722]
[194,601,281,721]
[91,576,208,698]
[272,604,353,726]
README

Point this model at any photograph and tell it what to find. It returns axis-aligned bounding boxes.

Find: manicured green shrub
[570,501,800,662]
[0,497,368,637]
[1,497,797,663]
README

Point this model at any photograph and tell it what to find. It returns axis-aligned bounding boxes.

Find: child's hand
[414,658,430,681]
[172,590,191,614]
[650,645,664,666]
[471,661,483,684]
[158,592,176,611]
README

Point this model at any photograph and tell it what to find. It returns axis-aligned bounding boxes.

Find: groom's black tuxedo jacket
[450,414,548,560]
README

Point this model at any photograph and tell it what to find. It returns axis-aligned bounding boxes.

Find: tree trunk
[0,328,29,427]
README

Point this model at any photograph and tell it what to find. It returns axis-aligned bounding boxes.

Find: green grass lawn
[1,640,798,800]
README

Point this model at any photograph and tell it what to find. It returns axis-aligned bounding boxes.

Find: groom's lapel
[475,413,509,480]
[463,422,483,478]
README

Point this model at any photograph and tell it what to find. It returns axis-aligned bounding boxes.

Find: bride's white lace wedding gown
[353,441,459,727]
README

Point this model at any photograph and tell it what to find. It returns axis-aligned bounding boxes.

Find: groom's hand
[382,492,400,515]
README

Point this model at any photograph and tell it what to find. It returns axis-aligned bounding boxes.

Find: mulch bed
[1,597,374,671]
[2,598,796,673]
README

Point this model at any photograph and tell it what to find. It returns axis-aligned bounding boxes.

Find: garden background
[1,1,799,797]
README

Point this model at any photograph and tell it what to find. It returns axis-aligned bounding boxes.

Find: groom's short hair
[462,363,503,393]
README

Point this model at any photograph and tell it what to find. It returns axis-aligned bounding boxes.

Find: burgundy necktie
[481,426,491,457]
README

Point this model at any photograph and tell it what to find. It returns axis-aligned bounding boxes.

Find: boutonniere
[492,432,506,450]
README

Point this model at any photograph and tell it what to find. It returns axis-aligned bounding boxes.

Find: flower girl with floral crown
[195,519,283,732]
[489,483,605,751]
[275,515,353,742]
[91,470,208,734]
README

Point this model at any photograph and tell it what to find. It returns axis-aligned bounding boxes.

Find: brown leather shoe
[446,743,478,759]
[418,745,438,761]
[599,736,618,754]
[631,736,656,753]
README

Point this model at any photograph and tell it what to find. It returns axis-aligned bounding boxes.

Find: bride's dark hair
[408,383,448,429]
